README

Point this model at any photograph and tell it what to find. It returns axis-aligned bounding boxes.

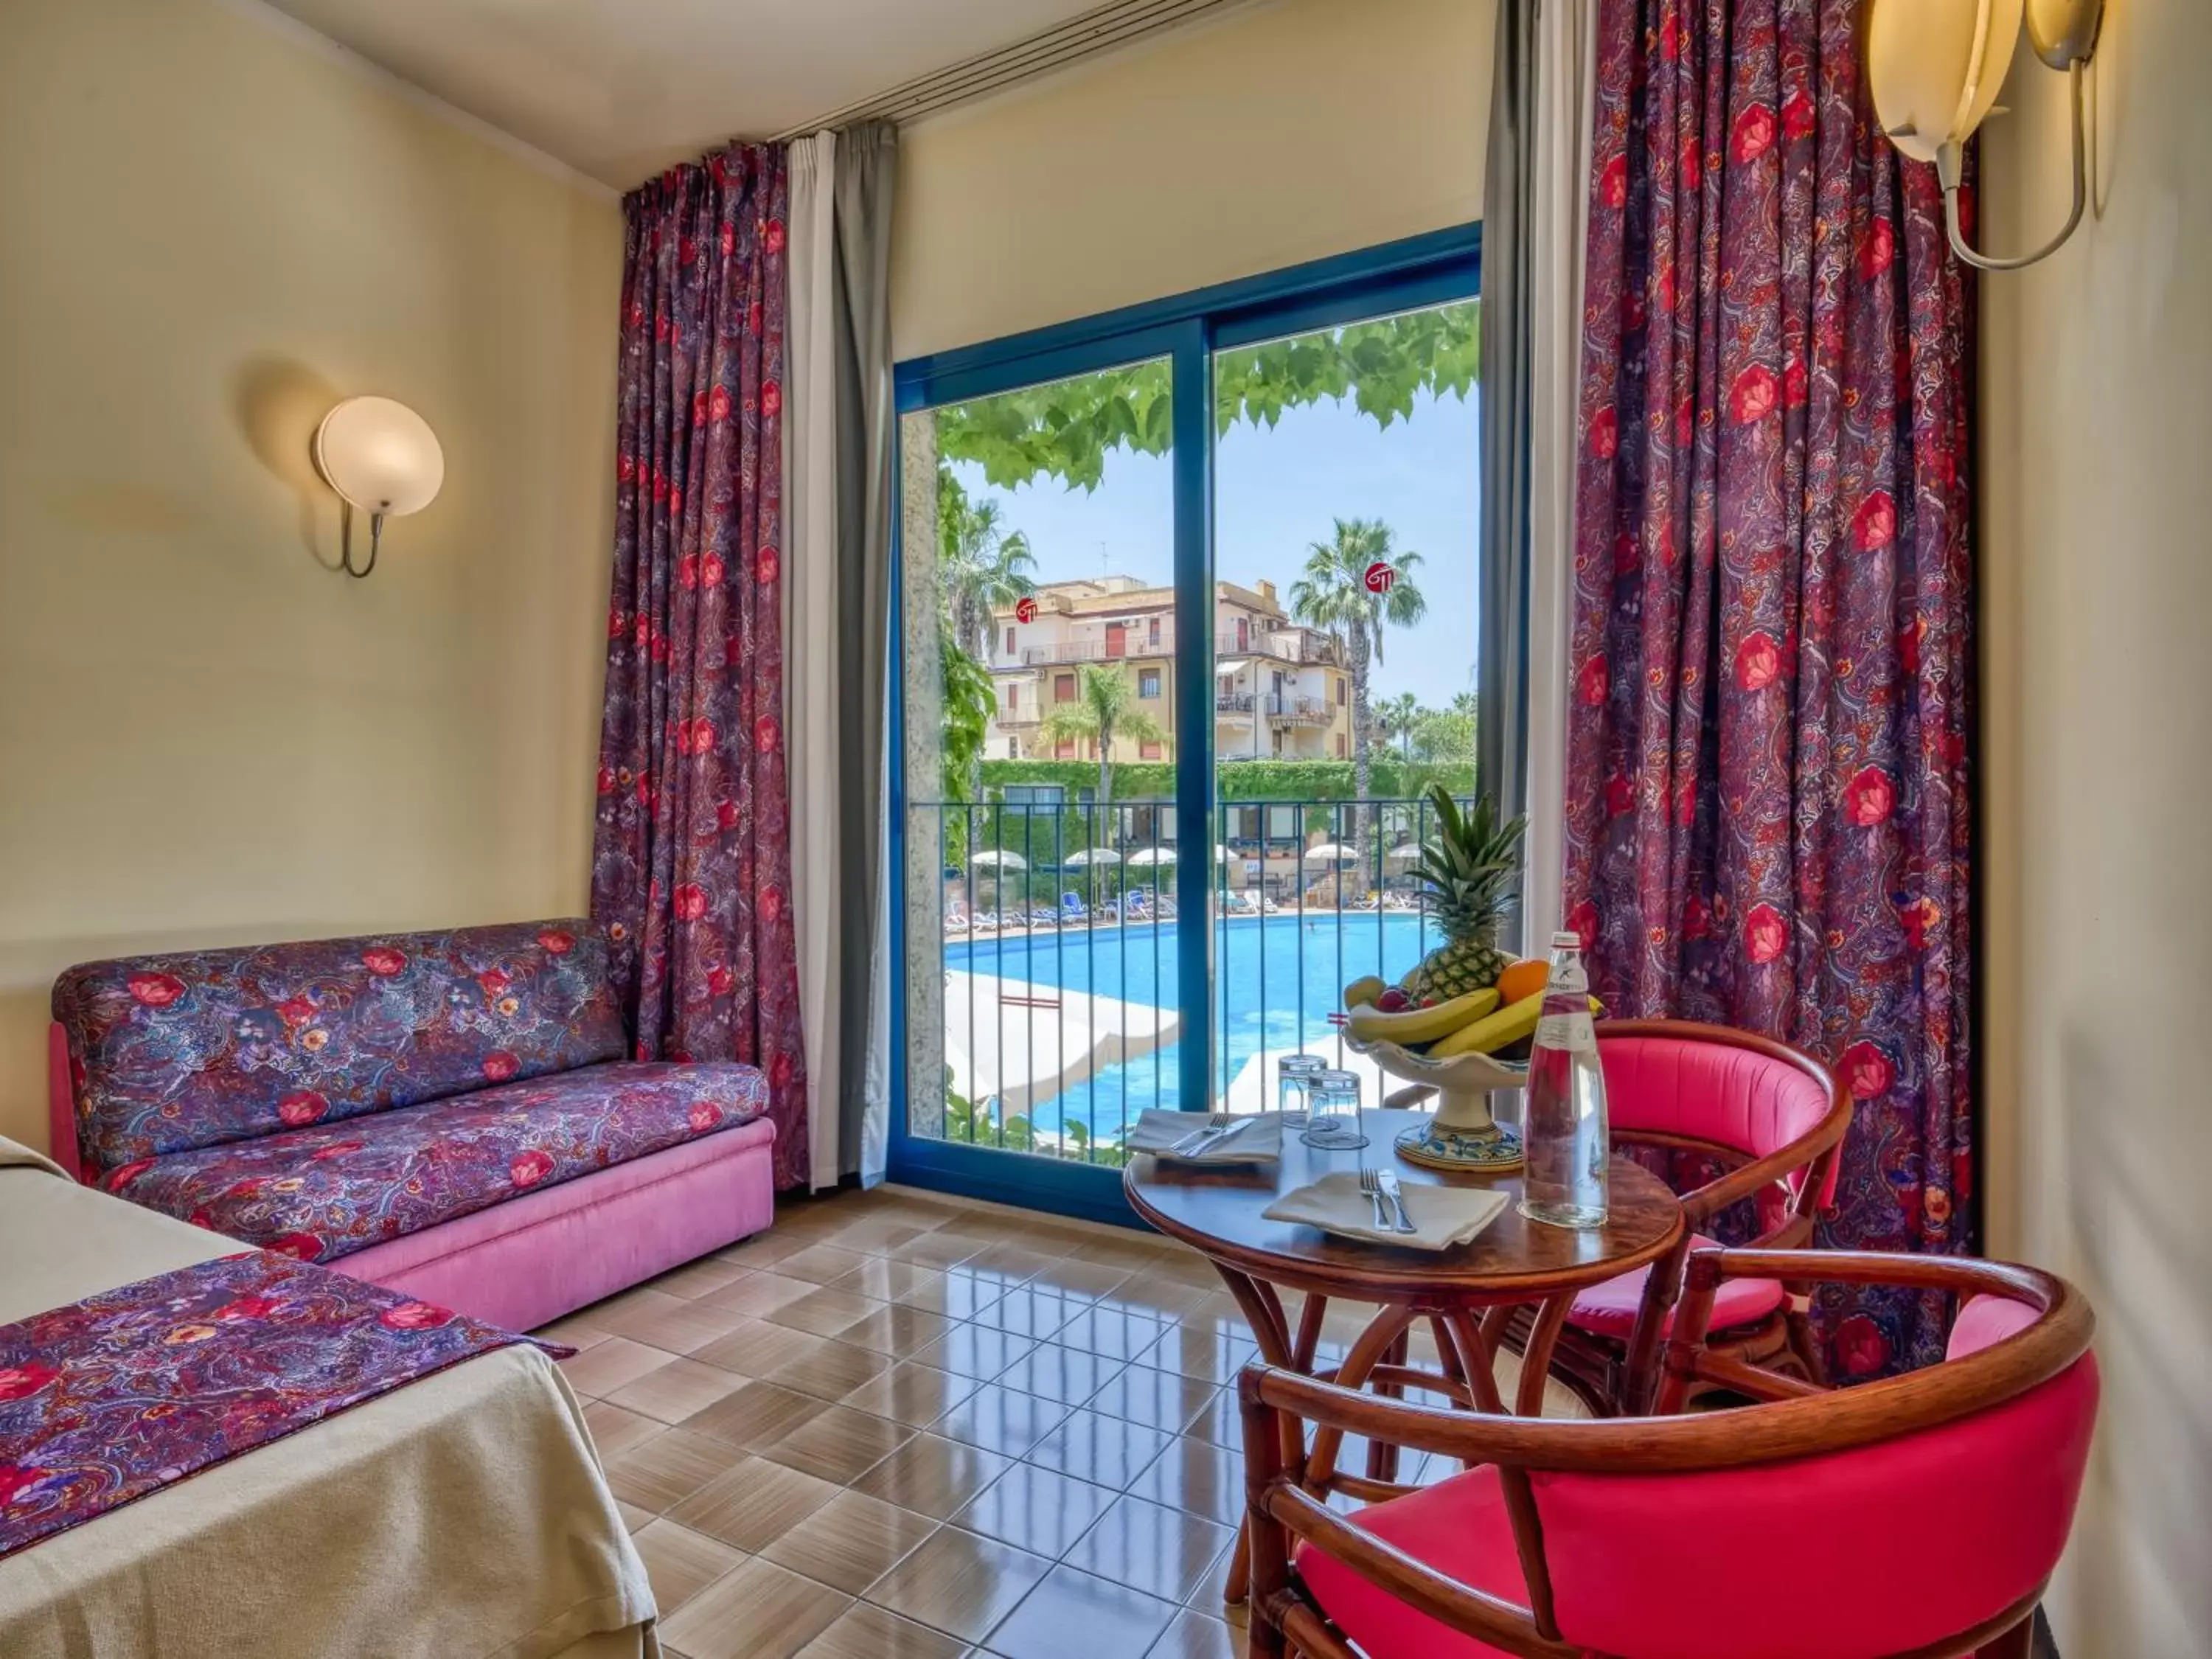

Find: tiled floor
[546,1183,1582,1659]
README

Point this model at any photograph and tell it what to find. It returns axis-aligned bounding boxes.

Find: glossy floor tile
[665,1454,843,1553]
[544,1180,1591,1655]
[948,1459,1116,1558]
[1062,1494,1236,1605]
[759,1489,939,1596]
[864,1526,1051,1645]
[796,1601,970,1659]
[658,1554,849,1659]
[981,1563,1180,1659]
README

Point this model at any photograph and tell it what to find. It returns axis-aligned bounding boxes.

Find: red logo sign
[1014,597,1038,624]
[1363,561,1396,594]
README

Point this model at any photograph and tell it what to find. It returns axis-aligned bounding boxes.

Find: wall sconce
[312,395,445,577]
[1869,0,2104,271]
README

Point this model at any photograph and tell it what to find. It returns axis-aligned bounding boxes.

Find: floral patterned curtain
[1565,0,1974,1374]
[592,145,808,1189]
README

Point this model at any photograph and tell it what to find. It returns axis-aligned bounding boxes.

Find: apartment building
[983,574,1354,764]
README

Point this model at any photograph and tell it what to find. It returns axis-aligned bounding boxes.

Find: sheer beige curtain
[786,124,898,1189]
[786,132,842,1189]
[1520,0,1597,948]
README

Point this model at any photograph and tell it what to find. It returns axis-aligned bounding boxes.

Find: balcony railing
[1020,636,1170,667]
[1217,692,1334,725]
[904,793,1472,1165]
[1216,630,1340,666]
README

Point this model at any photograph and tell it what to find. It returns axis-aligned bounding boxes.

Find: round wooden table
[1124,1108,1686,1599]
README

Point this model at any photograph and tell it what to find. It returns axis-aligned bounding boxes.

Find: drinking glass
[1276,1054,1325,1125]
[1300,1068,1368,1150]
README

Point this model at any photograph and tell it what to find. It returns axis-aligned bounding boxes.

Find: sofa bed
[47,919,776,1332]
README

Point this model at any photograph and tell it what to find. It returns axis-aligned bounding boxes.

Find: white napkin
[1127,1110,1283,1164]
[1262,1171,1509,1251]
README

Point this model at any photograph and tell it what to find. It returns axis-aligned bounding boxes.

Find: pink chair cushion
[1600,1033,1841,1208]
[1301,1301,2099,1659]
[1565,1231,1786,1338]
[1293,1467,1526,1659]
[1949,1293,2042,1358]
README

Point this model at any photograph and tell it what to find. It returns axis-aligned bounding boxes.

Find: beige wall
[1980,2,2212,1651]
[892,0,1494,359]
[0,0,623,1152]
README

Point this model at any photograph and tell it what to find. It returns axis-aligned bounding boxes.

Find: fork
[1357,1168,1391,1230]
[1172,1112,1236,1156]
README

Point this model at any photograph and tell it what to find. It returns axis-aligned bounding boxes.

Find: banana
[1429,992,1601,1058]
[1346,986,1500,1046]
[1341,975,1388,1013]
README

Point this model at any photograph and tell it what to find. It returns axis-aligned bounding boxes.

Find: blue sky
[947,383,1480,709]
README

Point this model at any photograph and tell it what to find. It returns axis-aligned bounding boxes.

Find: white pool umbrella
[1304,843,1360,863]
[1384,842,1425,865]
[1124,844,1231,868]
[1062,847,1123,868]
[970,849,1029,871]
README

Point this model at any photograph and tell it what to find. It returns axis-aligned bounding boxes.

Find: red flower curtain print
[1564,0,1973,1374]
[593,145,808,1189]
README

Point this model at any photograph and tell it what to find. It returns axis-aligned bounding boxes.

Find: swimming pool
[942,911,1440,1143]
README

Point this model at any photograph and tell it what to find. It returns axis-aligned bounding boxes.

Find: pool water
[943,912,1439,1144]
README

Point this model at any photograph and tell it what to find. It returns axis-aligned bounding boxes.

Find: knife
[1377,1170,1417,1234]
[1172,1118,1248,1159]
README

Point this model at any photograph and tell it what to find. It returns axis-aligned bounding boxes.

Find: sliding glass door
[890,229,1481,1222]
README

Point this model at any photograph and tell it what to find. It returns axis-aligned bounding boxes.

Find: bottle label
[1534,1009,1596,1054]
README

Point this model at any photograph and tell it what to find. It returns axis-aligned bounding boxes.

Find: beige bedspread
[0,1138,658,1659]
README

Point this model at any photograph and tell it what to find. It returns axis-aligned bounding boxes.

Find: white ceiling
[261,0,1127,189]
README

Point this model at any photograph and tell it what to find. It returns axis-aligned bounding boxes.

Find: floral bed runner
[0,1251,563,1560]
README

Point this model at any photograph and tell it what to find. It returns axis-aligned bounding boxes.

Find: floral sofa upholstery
[48,920,777,1331]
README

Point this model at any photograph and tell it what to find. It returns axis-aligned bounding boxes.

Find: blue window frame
[888,223,1481,1225]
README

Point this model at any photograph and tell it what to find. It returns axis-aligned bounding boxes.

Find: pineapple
[1402,785,1524,1003]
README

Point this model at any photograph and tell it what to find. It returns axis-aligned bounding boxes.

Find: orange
[1494,958,1550,1006]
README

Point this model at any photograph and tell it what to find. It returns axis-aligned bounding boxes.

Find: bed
[0,1137,658,1659]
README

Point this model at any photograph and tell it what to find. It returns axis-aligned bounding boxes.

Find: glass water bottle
[1518,932,1610,1229]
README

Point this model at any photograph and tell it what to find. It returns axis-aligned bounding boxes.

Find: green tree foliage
[1034,664,1166,808]
[1374,691,1423,759]
[938,472,1037,656]
[939,639,997,863]
[939,1071,1130,1166]
[935,302,1479,490]
[1408,691,1478,764]
[1289,519,1427,838]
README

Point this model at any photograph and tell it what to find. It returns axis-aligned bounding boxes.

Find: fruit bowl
[1344,1033,1528,1172]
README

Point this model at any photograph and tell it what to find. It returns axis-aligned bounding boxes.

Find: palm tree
[1290,518,1427,845]
[1375,692,1422,760]
[1037,664,1165,810]
[939,474,1037,658]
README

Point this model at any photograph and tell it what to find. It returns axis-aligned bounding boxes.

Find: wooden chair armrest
[1254,1483,1577,1658]
[1674,1135,1841,1229]
[1239,1363,1532,1468]
[1658,1248,2093,1418]
[1682,1248,2057,1301]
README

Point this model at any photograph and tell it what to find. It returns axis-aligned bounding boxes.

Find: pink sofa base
[338,1118,777,1332]
[48,1020,777,1334]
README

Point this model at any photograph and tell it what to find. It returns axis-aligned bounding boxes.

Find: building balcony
[1215,692,1334,726]
[1216,630,1339,666]
[1020,638,1171,667]
[1268,695,1334,727]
